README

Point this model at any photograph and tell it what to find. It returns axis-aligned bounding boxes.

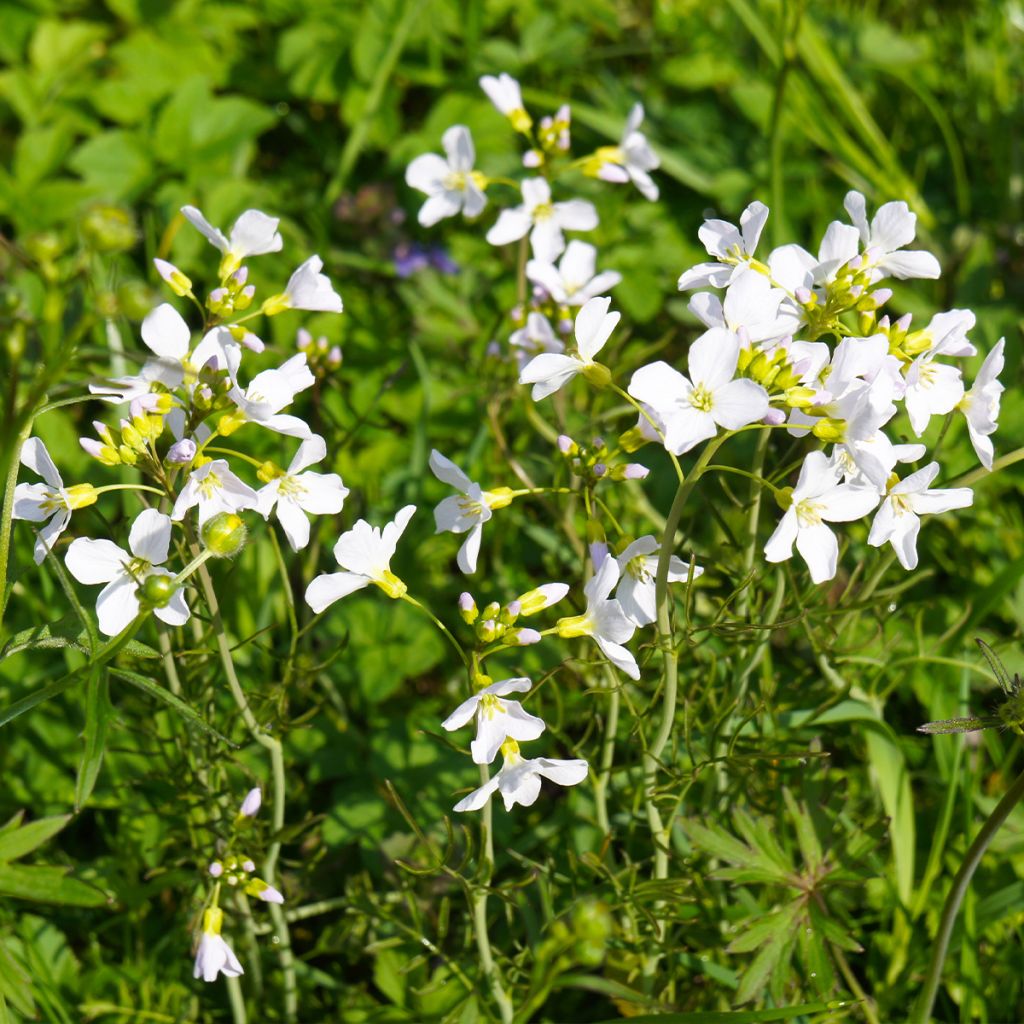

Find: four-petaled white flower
[678,201,770,290]
[843,191,941,280]
[595,103,660,201]
[486,178,597,263]
[867,463,973,570]
[13,438,98,564]
[228,353,317,439]
[171,459,259,526]
[764,451,879,584]
[555,556,639,679]
[442,677,545,764]
[193,908,244,983]
[182,205,282,273]
[479,73,531,131]
[429,450,511,574]
[453,739,588,812]
[612,536,703,627]
[283,256,344,313]
[406,125,487,227]
[959,339,1005,470]
[519,296,619,400]
[305,505,416,611]
[903,349,964,436]
[65,509,189,636]
[256,436,349,552]
[509,312,563,368]
[526,240,622,306]
[628,330,770,455]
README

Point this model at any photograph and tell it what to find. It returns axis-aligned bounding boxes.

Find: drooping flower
[591,103,660,201]
[305,505,416,611]
[182,206,282,275]
[256,436,349,551]
[867,463,973,570]
[519,296,619,400]
[677,201,770,290]
[65,509,189,636]
[764,451,879,584]
[405,125,487,226]
[263,257,343,315]
[959,339,1005,470]
[442,677,546,764]
[171,460,259,526]
[13,438,98,564]
[627,330,770,455]
[843,191,941,280]
[479,73,531,132]
[429,450,512,574]
[226,353,317,439]
[612,536,703,627]
[555,556,639,679]
[453,739,588,812]
[526,240,622,306]
[486,178,597,263]
[193,907,244,983]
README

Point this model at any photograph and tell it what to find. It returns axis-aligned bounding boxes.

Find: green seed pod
[138,573,177,609]
[201,512,248,558]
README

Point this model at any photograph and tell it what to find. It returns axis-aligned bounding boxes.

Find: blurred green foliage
[1,0,1023,1022]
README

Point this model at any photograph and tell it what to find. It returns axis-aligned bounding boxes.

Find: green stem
[738,426,771,625]
[226,974,248,1024]
[911,763,1024,1023]
[401,593,471,671]
[593,666,620,837]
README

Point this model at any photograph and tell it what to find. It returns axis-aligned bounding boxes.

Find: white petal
[276,498,311,551]
[534,757,589,787]
[289,436,327,474]
[429,449,473,492]
[442,694,481,732]
[712,379,769,430]
[764,509,798,563]
[181,205,229,252]
[20,437,62,488]
[12,483,51,522]
[688,328,739,390]
[595,637,641,680]
[229,209,282,257]
[486,208,531,247]
[128,509,172,564]
[574,297,618,362]
[878,250,940,280]
[304,571,369,612]
[453,774,500,813]
[295,472,348,516]
[627,361,690,410]
[555,199,598,232]
[795,522,840,584]
[418,191,462,227]
[95,575,141,636]
[519,353,581,400]
[441,124,475,173]
[66,538,128,585]
[405,152,449,194]
[380,505,416,563]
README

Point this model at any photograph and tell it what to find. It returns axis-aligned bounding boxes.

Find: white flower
[509,312,563,368]
[959,339,1005,470]
[612,536,702,627]
[479,73,531,130]
[678,201,769,290]
[305,505,415,611]
[526,240,622,306]
[238,788,262,817]
[182,206,282,273]
[903,350,964,436]
[594,103,660,201]
[227,353,317,439]
[628,330,770,455]
[262,256,343,315]
[555,556,639,679]
[12,438,99,564]
[519,296,619,400]
[171,460,258,526]
[453,739,588,812]
[406,125,487,227]
[688,269,795,345]
[442,677,546,764]
[65,509,189,637]
[256,437,349,552]
[486,178,597,262]
[193,908,244,983]
[429,450,511,574]
[868,463,973,570]
[764,451,880,584]
[843,191,940,280]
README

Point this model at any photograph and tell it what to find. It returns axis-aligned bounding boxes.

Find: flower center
[198,470,223,499]
[278,475,307,500]
[626,555,652,582]
[443,171,468,192]
[795,499,824,527]
[890,493,913,517]
[689,384,715,412]
[532,202,555,222]
[124,556,152,583]
[478,693,506,719]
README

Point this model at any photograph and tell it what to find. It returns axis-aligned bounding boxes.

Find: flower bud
[593,462,607,478]
[166,438,197,464]
[209,861,224,878]
[501,600,521,625]
[154,258,193,297]
[512,628,542,646]
[201,512,248,558]
[811,417,847,443]
[557,434,577,456]
[458,592,478,624]
[762,408,786,426]
[477,619,499,643]
[239,787,262,817]
[618,426,649,453]
[580,361,611,389]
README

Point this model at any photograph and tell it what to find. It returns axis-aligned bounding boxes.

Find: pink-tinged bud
[847,254,863,270]
[327,346,342,367]
[589,540,609,568]
[558,318,574,334]
[80,438,103,458]
[871,288,892,307]
[232,267,249,286]
[486,340,502,358]
[593,463,607,477]
[167,439,197,463]
[895,313,912,331]
[239,787,262,817]
[129,398,146,420]
[848,284,863,299]
[210,287,227,304]
[523,150,542,168]
[504,599,522,617]
[459,592,475,612]
[256,883,284,904]
[557,434,575,454]
[296,328,312,350]
[242,859,255,872]
[762,408,786,425]
[532,285,548,302]
[591,437,605,449]
[197,385,213,402]
[209,861,224,877]
[622,463,649,480]
[514,628,542,645]
[317,336,329,352]
[877,315,890,329]
[510,305,523,321]
[240,285,255,301]
[240,332,264,353]
[795,287,812,304]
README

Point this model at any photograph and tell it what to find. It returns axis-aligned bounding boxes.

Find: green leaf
[0,864,107,907]
[0,816,70,863]
[728,903,802,955]
[735,915,799,1005]
[0,939,34,1018]
[68,130,153,199]
[0,674,78,730]
[0,619,161,661]
[75,670,111,811]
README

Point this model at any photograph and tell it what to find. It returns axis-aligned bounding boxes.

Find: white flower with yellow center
[486,178,597,263]
[677,201,769,290]
[65,509,189,636]
[442,677,545,765]
[556,556,639,679]
[591,102,660,201]
[406,125,487,226]
[903,349,964,436]
[429,450,513,574]
[193,906,244,983]
[13,438,98,564]
[453,738,588,812]
[262,257,343,315]
[525,240,622,306]
[843,191,940,281]
[764,451,879,584]
[225,353,317,440]
[305,505,416,611]
[171,459,258,526]
[959,339,1005,470]
[613,536,703,627]
[868,463,973,570]
[256,437,349,552]
[182,205,282,276]
[479,73,532,132]
[628,329,770,455]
